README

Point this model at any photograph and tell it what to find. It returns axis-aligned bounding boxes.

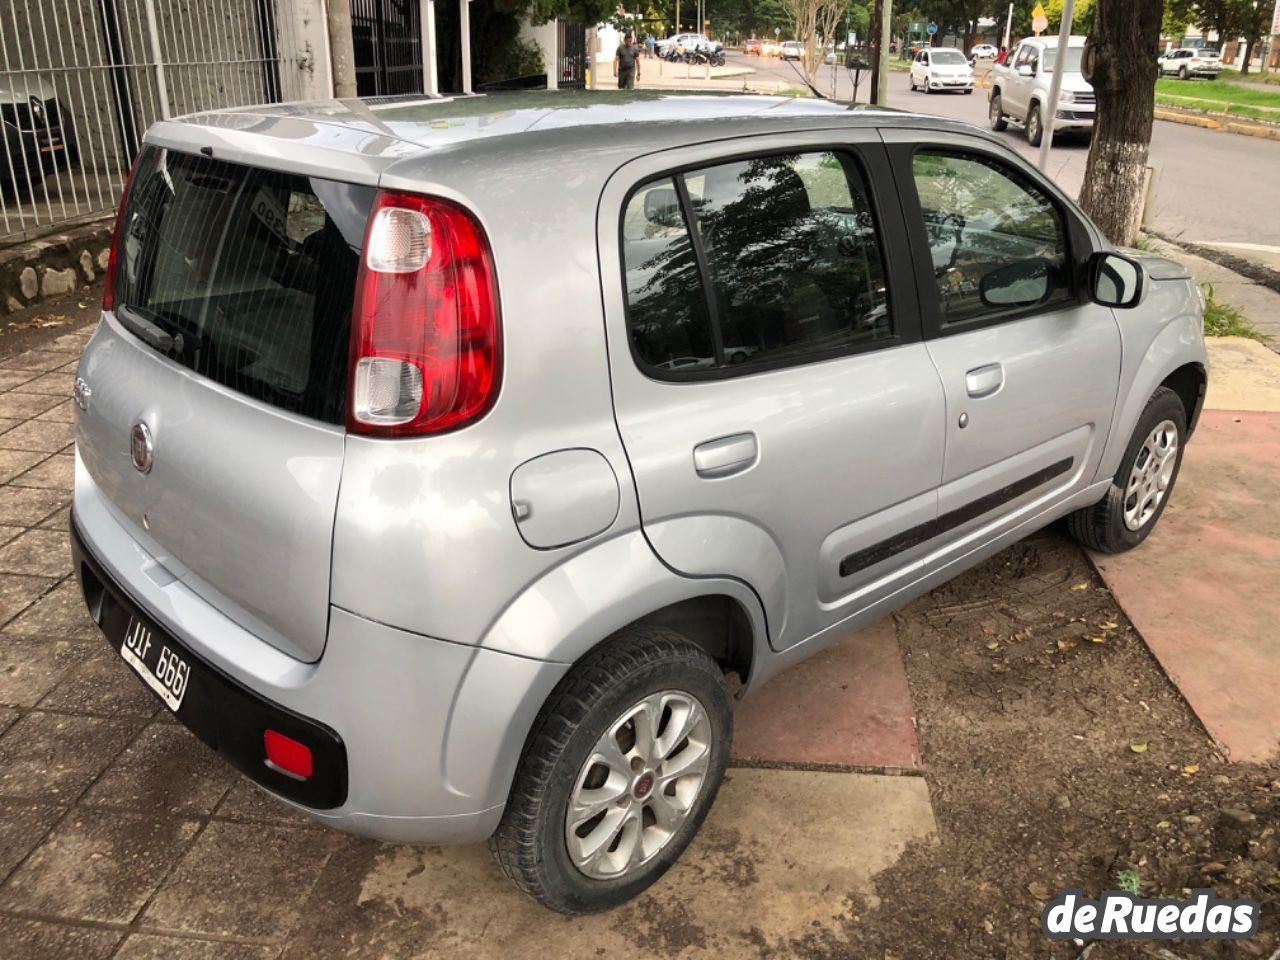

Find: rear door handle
[693,433,758,479]
[965,363,1004,399]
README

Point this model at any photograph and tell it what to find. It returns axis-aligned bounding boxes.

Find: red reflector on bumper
[264,729,313,780]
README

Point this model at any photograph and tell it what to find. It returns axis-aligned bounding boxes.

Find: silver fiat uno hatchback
[71,91,1207,914]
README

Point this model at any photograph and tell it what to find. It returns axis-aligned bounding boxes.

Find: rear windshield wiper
[116,305,175,353]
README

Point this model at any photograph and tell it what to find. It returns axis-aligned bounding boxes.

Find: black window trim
[892,139,1095,341]
[618,141,919,385]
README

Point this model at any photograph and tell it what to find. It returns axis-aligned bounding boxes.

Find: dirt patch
[780,529,1280,959]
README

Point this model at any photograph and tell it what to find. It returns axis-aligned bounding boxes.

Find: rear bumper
[71,454,569,844]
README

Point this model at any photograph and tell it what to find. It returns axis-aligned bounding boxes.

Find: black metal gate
[557,20,587,89]
[352,0,424,97]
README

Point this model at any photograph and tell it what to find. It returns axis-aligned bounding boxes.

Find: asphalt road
[734,52,1280,264]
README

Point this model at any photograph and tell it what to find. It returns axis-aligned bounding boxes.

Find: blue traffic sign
[927,21,938,35]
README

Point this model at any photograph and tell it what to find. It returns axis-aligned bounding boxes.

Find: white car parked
[910,47,975,94]
[1158,48,1222,79]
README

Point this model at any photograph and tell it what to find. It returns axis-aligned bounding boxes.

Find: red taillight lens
[349,191,501,436]
[264,729,313,780]
[102,153,145,313]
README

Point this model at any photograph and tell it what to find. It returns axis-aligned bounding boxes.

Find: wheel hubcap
[1123,419,1179,531]
[565,690,712,880]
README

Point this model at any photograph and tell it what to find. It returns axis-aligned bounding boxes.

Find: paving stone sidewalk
[0,321,936,959]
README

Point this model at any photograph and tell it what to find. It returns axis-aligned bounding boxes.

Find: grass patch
[1218,67,1280,86]
[1155,93,1280,123]
[1155,76,1280,109]
[1201,283,1270,341]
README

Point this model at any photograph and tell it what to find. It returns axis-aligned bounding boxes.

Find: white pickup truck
[989,35,1096,146]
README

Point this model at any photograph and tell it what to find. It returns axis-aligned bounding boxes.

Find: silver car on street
[71,91,1208,914]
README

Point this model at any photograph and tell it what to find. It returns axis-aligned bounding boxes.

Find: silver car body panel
[71,92,1207,843]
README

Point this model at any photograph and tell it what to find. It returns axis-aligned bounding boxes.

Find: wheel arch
[1094,304,1208,483]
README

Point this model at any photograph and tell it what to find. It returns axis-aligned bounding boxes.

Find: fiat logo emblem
[130,422,153,475]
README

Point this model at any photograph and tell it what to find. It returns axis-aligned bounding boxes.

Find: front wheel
[1066,386,1187,554]
[989,93,1009,130]
[488,627,733,914]
[1026,103,1043,146]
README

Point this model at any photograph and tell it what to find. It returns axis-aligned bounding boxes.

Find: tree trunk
[1078,0,1162,247]
[1241,35,1257,75]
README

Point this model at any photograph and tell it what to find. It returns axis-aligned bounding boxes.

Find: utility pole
[325,0,358,98]
[878,0,893,105]
[1037,0,1075,170]
[869,0,883,103]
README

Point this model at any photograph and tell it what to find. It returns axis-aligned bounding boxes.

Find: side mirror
[980,258,1053,309]
[1088,251,1144,308]
[1017,64,1033,77]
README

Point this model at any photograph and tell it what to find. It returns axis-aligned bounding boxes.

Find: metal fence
[556,20,586,90]
[1,0,308,245]
[352,0,424,97]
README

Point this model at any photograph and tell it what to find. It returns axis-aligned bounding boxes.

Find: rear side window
[621,151,892,378]
[114,147,374,425]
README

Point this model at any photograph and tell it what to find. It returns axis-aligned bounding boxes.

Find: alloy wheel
[565,690,712,880]
[1123,419,1179,531]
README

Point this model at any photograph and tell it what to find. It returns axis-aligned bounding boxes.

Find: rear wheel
[989,92,1009,130]
[488,627,733,914]
[1179,64,1189,80]
[1026,103,1043,146]
[1067,387,1187,554]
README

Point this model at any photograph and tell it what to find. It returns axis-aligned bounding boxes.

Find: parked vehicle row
[654,33,723,58]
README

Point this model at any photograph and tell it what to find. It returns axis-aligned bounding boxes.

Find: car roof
[149,90,1008,188]
[1019,35,1088,48]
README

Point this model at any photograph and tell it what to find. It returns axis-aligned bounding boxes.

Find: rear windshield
[113,147,374,425]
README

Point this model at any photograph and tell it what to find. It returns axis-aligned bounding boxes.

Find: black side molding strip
[839,457,1075,578]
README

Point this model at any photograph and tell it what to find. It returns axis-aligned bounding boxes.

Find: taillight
[349,191,501,436]
[102,153,145,312]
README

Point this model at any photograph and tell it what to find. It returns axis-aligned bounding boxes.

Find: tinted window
[910,150,1071,327]
[621,179,716,372]
[115,147,373,424]
[621,151,892,377]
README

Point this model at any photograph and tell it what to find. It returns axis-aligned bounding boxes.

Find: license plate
[119,617,190,711]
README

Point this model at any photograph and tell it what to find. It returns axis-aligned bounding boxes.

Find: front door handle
[965,362,1004,399]
[693,433,758,479]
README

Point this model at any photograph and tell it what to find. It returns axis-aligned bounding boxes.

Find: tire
[488,627,733,915]
[1026,103,1043,146]
[964,87,973,94]
[1179,65,1188,80]
[1066,386,1187,554]
[910,75,916,91]
[989,92,1009,131]
[924,74,933,94]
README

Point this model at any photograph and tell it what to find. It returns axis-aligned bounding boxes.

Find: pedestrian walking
[995,45,1008,65]
[645,34,656,59]
[614,33,642,89]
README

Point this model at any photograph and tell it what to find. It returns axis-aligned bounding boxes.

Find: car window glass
[910,150,1071,327]
[685,151,892,369]
[621,151,893,376]
[621,179,716,371]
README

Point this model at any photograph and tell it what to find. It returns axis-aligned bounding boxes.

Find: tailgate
[76,146,375,662]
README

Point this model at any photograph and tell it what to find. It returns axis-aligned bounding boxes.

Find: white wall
[520,17,560,89]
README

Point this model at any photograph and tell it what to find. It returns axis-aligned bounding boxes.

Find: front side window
[621,150,892,376]
[910,150,1071,327]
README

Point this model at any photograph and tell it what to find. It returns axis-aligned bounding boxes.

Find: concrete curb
[1154,105,1280,141]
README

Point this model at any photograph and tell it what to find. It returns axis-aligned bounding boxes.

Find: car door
[883,132,1120,574]
[914,50,928,86]
[1005,44,1034,117]
[598,130,946,652]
